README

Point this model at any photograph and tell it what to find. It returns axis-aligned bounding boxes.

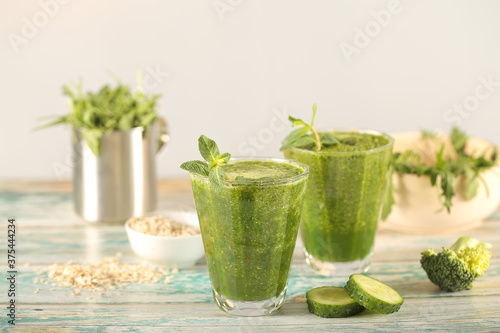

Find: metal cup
[73,119,169,223]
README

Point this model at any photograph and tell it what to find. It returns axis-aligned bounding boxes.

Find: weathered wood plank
[10,296,500,332]
[3,261,499,306]
[2,220,498,267]
[2,181,500,330]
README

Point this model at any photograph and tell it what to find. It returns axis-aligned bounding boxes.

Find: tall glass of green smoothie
[189,157,309,316]
[284,129,393,276]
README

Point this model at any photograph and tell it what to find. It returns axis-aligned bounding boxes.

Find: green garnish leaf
[382,127,497,220]
[281,136,316,151]
[198,135,221,165]
[216,153,231,164]
[81,128,104,156]
[209,165,226,191]
[281,103,338,151]
[180,160,209,177]
[288,115,308,128]
[36,72,160,156]
[181,135,231,190]
[440,171,455,213]
[320,132,340,146]
[450,126,468,154]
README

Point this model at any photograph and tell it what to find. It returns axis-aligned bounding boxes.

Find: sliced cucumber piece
[344,274,404,314]
[306,286,365,318]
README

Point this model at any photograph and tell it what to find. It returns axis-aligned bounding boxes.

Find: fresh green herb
[180,135,231,191]
[36,71,160,156]
[281,103,339,151]
[382,127,498,220]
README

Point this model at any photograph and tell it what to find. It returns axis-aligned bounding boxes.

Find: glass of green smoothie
[284,129,393,276]
[189,157,309,316]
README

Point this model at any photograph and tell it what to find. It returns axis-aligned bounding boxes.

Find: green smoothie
[284,130,393,266]
[190,158,308,301]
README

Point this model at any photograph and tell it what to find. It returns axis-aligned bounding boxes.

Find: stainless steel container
[73,119,168,223]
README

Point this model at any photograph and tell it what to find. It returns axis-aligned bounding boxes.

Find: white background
[1,0,500,180]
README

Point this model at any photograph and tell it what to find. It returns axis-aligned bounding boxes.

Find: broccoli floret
[420,237,492,292]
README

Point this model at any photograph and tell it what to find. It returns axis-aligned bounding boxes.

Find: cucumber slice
[344,274,404,314]
[306,286,365,318]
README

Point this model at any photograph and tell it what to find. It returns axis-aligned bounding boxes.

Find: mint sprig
[180,135,231,190]
[280,103,339,151]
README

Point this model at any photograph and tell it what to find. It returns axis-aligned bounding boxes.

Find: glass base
[304,250,373,277]
[212,286,287,316]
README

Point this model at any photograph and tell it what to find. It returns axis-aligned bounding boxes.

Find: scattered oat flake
[171,268,179,274]
[38,257,164,292]
[128,215,200,237]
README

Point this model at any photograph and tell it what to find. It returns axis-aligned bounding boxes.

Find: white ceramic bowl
[125,211,205,268]
[383,131,500,234]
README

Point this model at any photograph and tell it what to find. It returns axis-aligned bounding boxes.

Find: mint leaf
[280,127,309,151]
[181,135,231,189]
[216,153,231,164]
[288,115,308,128]
[288,127,309,142]
[198,135,220,164]
[282,104,337,151]
[180,160,209,176]
[281,135,316,151]
[209,165,226,191]
[320,132,339,146]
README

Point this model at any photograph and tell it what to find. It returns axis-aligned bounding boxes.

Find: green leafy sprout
[36,70,160,156]
[381,127,499,220]
[180,135,231,191]
[280,103,339,152]
[420,236,492,292]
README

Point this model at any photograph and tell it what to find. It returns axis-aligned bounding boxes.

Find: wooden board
[1,180,499,331]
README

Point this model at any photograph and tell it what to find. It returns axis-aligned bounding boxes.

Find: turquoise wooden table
[1,180,499,332]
